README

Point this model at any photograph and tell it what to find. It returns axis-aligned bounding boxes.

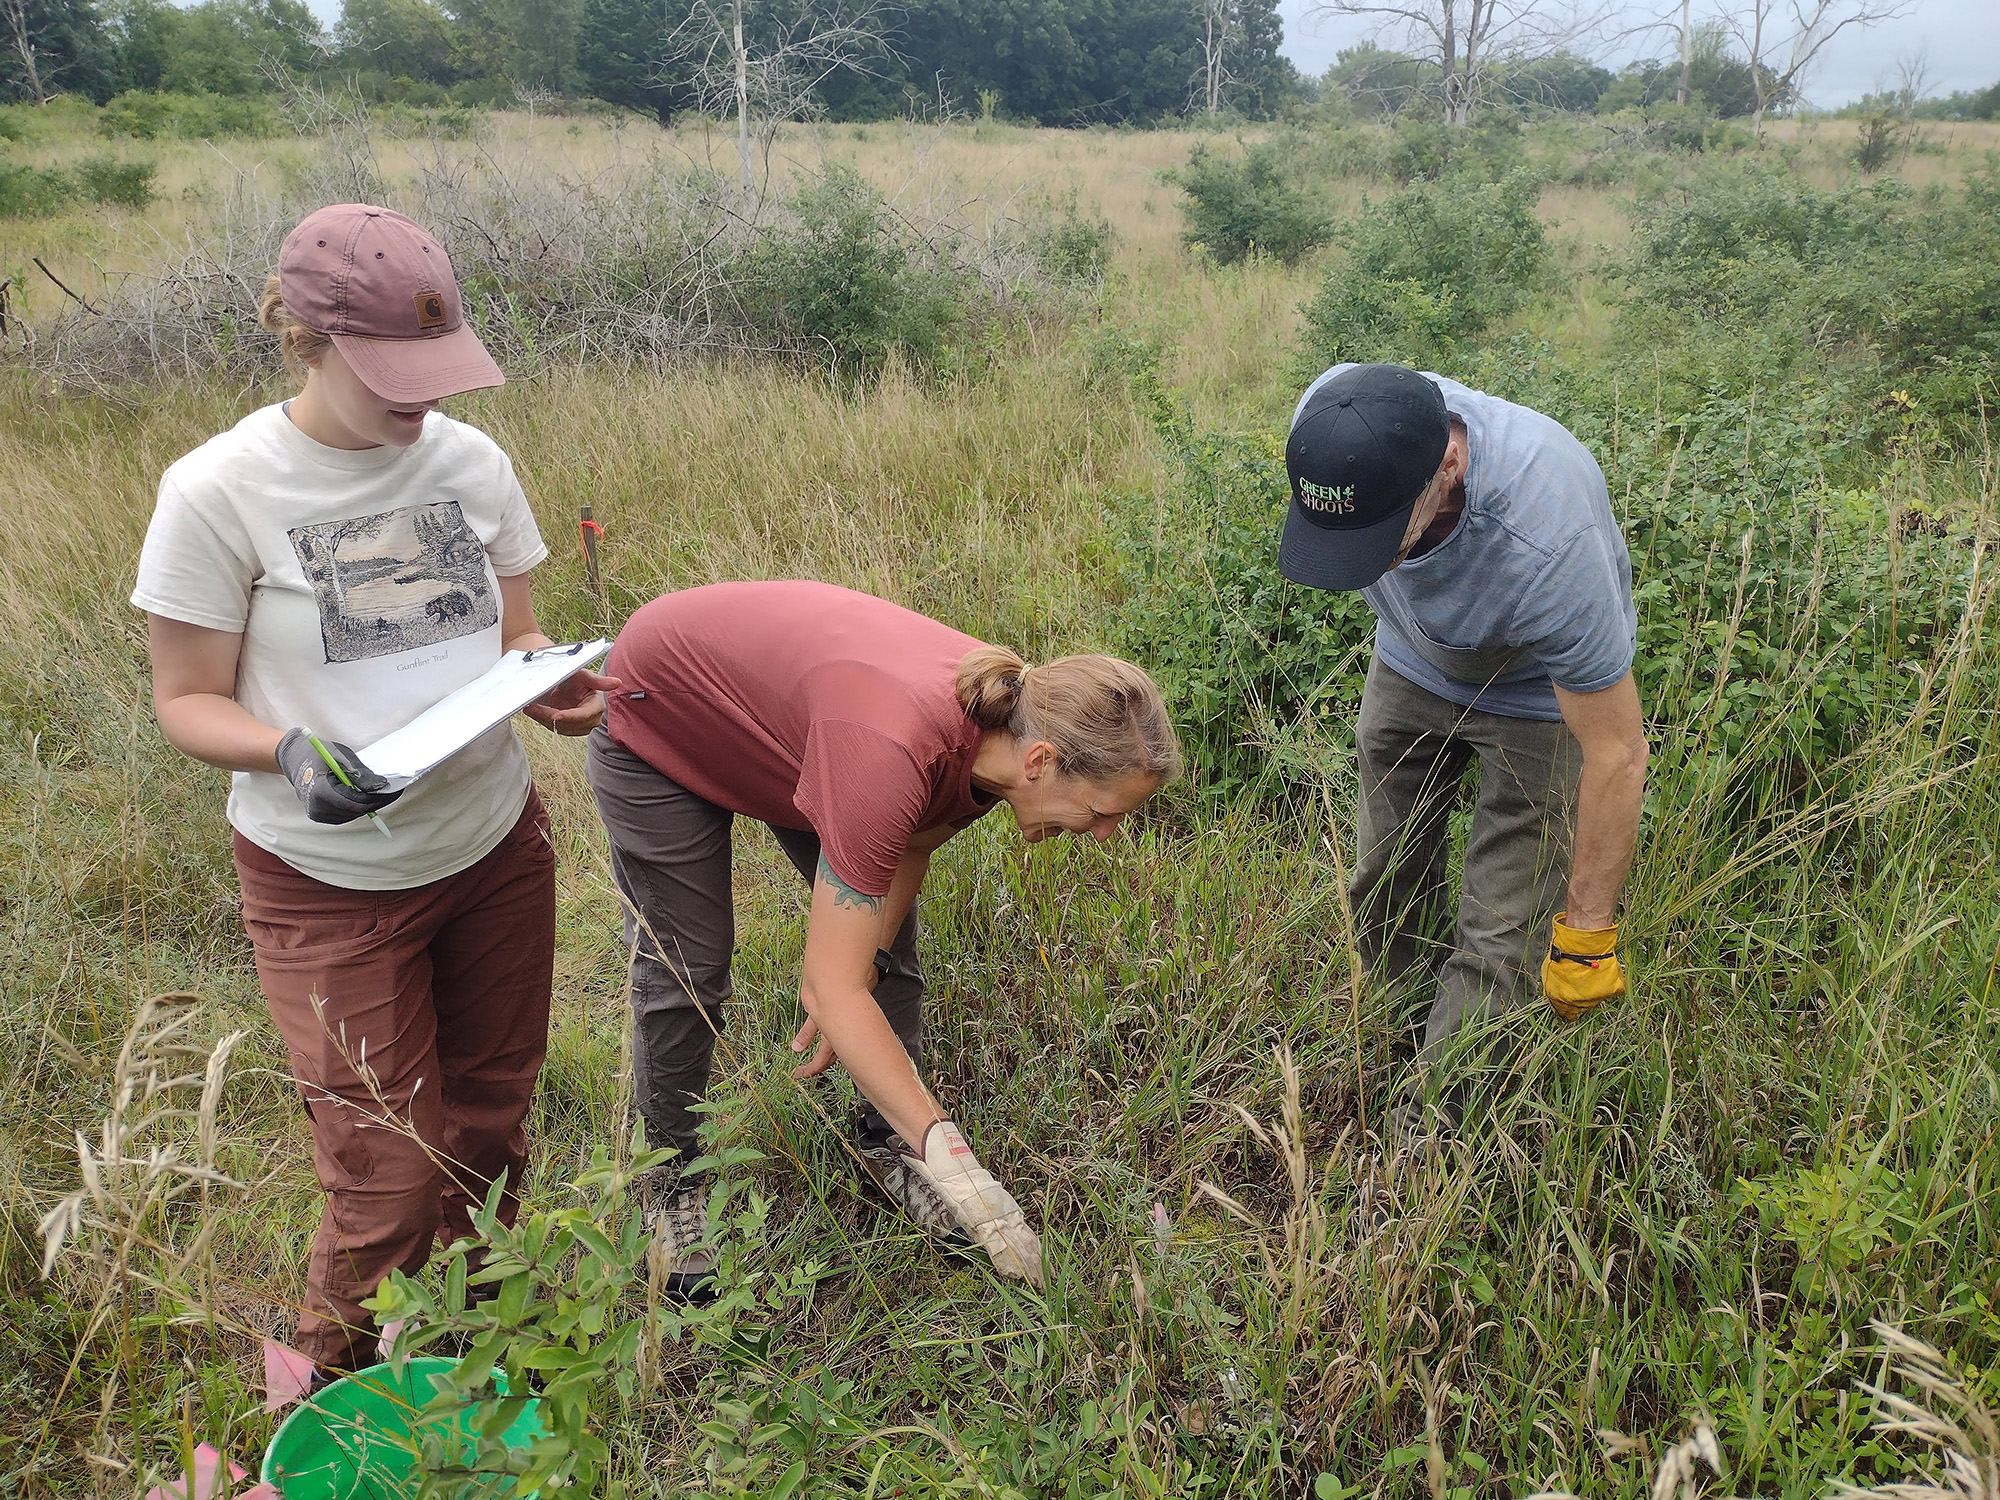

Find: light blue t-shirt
[1293,367,1636,722]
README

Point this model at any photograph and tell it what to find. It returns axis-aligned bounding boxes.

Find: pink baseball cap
[278,204,504,404]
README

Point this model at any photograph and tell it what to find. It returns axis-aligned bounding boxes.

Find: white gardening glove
[903,1121,1045,1288]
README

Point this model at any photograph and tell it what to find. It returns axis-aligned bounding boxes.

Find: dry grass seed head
[1831,1322,2000,1500]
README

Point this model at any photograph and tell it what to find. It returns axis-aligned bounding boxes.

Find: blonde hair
[956,645,1182,786]
[259,275,333,375]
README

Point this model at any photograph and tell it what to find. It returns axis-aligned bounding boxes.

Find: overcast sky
[1273,0,1999,105]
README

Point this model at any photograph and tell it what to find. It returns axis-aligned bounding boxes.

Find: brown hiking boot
[851,1114,973,1250]
[635,1166,719,1304]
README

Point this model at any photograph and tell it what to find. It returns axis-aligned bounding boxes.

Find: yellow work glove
[1543,914,1624,1022]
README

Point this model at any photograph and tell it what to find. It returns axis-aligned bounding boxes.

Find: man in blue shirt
[1280,364,1649,1159]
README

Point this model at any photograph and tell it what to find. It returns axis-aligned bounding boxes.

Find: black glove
[275,728,404,826]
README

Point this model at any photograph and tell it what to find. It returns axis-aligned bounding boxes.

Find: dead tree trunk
[1438,0,1457,122]
[1676,0,1691,105]
[3,0,51,105]
[1201,0,1226,114]
[733,0,752,209]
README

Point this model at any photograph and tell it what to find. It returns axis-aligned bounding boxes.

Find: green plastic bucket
[261,1356,543,1497]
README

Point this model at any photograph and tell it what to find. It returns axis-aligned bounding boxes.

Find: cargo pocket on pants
[301,1087,377,1189]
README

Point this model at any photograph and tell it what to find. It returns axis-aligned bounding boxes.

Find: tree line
[6,0,1996,130]
[0,0,1303,123]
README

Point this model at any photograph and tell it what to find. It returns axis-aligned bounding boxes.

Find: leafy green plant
[743,163,973,377]
[0,154,152,218]
[1621,161,2000,434]
[1023,189,1117,284]
[1298,170,1549,371]
[72,154,156,209]
[1384,113,1527,184]
[97,90,276,142]
[367,1136,827,1495]
[1166,141,1334,266]
[0,162,75,218]
[1735,1138,1917,1303]
[1852,111,1902,172]
[1109,397,1373,801]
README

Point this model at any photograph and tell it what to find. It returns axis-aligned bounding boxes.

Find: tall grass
[5,345,1997,1493]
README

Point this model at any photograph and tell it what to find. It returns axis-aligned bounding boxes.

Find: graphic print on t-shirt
[288,501,498,663]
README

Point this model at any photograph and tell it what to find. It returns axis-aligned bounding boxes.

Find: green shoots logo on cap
[1297,477,1357,515]
[1279,363,1451,593]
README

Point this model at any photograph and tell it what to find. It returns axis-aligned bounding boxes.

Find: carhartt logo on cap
[414,291,448,329]
[1298,476,1356,515]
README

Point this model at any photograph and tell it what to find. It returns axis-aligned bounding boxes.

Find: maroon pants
[234,790,555,1370]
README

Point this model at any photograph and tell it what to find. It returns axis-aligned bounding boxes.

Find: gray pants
[1351,658,1581,1082]
[586,729,922,1160]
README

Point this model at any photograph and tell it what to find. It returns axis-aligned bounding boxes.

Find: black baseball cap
[1279,364,1450,591]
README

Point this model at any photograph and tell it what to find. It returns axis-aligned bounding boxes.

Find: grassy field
[3,104,1999,1497]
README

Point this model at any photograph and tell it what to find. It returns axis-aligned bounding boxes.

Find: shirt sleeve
[792,718,933,898]
[1512,524,1636,695]
[129,473,256,632]
[485,449,548,578]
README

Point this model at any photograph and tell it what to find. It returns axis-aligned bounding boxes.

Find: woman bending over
[589,580,1180,1292]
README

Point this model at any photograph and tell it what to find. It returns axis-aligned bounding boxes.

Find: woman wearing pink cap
[131,204,616,1376]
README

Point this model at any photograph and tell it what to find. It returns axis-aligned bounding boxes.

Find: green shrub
[743,164,972,377]
[1114,328,1987,806]
[1165,141,1334,266]
[371,101,482,141]
[1621,161,2000,435]
[1616,397,1974,762]
[349,72,453,108]
[0,163,76,218]
[1023,191,1117,284]
[0,153,156,218]
[1851,111,1902,172]
[72,154,156,208]
[1110,398,1374,801]
[97,90,275,141]
[1384,112,1527,184]
[0,96,96,143]
[1298,170,1549,372]
[1593,103,1749,156]
[1314,121,1388,179]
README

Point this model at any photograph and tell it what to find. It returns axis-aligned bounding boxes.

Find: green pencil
[306,732,394,839]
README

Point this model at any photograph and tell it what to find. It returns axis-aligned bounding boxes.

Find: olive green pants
[585,729,922,1163]
[1350,658,1581,1105]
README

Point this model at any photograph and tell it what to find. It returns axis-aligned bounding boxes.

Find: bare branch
[667,0,889,208]
[1711,0,1916,131]
[1305,0,1615,123]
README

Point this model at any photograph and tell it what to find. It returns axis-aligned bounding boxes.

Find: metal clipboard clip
[522,642,590,663]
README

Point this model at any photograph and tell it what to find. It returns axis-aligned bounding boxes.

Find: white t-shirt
[131,404,549,890]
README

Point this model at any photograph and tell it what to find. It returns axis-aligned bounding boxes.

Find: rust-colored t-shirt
[606,581,997,896]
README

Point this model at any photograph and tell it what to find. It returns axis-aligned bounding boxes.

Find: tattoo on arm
[818,852,883,912]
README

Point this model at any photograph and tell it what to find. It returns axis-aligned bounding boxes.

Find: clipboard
[358,639,611,789]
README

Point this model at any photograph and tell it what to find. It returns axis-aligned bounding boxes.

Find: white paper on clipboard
[358,639,611,789]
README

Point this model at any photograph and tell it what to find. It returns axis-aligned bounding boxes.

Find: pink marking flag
[142,1443,244,1500]
[263,1338,317,1414]
[377,1317,407,1362]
